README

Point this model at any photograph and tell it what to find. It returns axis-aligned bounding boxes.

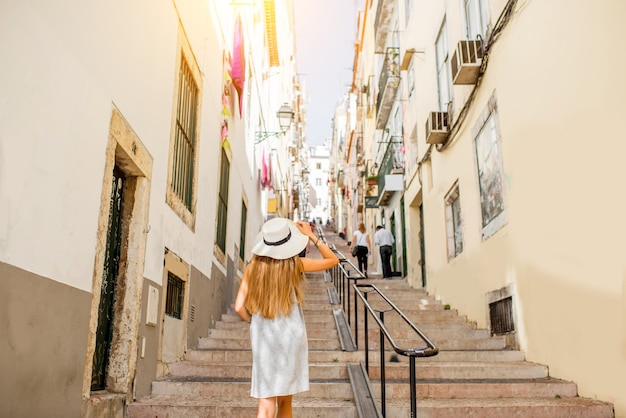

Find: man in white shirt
[374,225,395,279]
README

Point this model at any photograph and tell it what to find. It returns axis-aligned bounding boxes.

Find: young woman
[350,222,371,277]
[234,218,339,418]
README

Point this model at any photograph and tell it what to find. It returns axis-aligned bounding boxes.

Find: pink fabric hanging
[231,14,246,117]
[267,154,273,191]
[261,149,269,188]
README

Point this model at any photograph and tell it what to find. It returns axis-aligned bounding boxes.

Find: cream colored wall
[404,0,626,415]
[0,0,270,290]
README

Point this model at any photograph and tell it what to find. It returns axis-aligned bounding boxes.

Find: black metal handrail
[328,245,366,325]
[354,283,439,418]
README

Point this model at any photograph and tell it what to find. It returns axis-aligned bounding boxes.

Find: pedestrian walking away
[375,225,395,279]
[350,222,371,277]
[234,218,339,418]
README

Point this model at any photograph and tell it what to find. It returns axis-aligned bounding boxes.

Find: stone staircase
[127,273,358,417]
[349,279,614,417]
[127,266,614,417]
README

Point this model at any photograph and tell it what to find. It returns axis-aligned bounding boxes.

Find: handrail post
[342,271,347,312]
[410,356,417,418]
[364,291,369,373]
[353,283,359,349]
[344,276,348,325]
[379,311,386,417]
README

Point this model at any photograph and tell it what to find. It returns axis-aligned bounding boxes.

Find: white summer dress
[249,303,309,398]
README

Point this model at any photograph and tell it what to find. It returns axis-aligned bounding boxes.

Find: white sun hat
[251,217,309,260]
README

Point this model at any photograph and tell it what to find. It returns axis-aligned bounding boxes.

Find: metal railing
[376,47,400,115]
[328,246,366,325]
[323,233,438,416]
[353,283,439,418]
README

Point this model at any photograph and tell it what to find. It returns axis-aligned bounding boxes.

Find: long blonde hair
[245,255,306,319]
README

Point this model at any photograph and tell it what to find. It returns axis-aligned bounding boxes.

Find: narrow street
[1,1,624,416]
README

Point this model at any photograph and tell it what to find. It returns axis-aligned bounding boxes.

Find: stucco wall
[405,0,626,414]
[0,262,91,418]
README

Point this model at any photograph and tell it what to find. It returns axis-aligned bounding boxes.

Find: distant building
[308,141,331,224]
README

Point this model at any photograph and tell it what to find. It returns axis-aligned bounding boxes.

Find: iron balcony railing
[376,47,400,116]
[380,137,405,175]
[376,137,404,192]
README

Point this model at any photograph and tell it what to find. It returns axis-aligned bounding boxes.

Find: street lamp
[276,104,295,131]
[255,103,295,144]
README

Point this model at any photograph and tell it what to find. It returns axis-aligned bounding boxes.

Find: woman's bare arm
[300,242,338,272]
[234,267,251,323]
[295,221,339,272]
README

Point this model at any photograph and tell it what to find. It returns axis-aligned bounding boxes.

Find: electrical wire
[434,0,519,153]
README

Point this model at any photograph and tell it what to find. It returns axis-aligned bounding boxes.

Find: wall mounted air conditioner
[451,39,484,85]
[425,111,449,144]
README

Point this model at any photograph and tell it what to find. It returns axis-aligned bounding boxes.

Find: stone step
[149,376,577,401]
[185,349,364,364]
[333,309,468,321]
[381,396,614,418]
[357,336,507,351]
[168,361,350,380]
[208,324,489,340]
[184,348,525,364]
[198,334,503,351]
[206,327,339,340]
[197,336,342,350]
[127,396,356,418]
[166,359,547,382]
[304,305,443,314]
[370,377,578,399]
[220,313,338,324]
[363,361,548,380]
[377,349,525,363]
[222,308,468,323]
[215,318,476,331]
[151,378,354,399]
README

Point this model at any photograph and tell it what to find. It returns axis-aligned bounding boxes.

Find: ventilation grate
[190,304,196,322]
[489,296,514,335]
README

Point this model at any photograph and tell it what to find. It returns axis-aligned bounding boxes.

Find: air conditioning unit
[451,40,484,85]
[425,111,449,144]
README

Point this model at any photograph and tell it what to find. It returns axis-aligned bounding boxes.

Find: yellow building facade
[348,0,626,415]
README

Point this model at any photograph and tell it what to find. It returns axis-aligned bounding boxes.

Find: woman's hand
[295,221,315,239]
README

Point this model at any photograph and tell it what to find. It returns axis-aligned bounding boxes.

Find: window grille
[489,296,515,335]
[165,272,184,319]
[171,56,198,211]
[216,149,230,253]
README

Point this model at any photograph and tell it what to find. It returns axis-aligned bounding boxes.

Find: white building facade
[307,142,332,225]
[0,1,299,416]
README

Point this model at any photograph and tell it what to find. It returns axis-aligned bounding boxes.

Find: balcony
[376,138,404,206]
[356,186,364,213]
[374,0,397,53]
[376,47,400,130]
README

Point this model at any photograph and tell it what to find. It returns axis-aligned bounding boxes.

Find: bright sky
[294,0,362,146]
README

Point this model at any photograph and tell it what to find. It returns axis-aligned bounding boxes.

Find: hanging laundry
[231,14,246,118]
